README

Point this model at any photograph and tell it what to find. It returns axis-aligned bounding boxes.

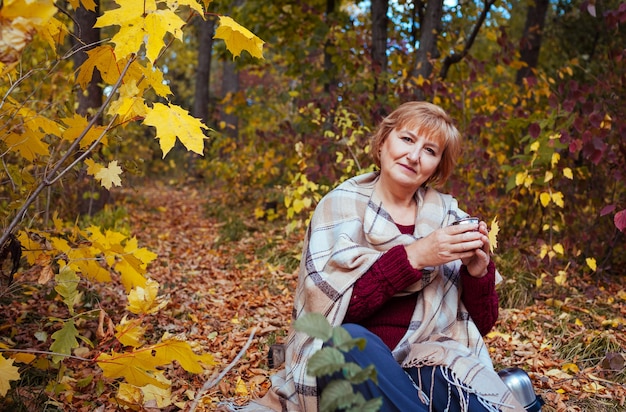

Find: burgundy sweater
[344,224,499,350]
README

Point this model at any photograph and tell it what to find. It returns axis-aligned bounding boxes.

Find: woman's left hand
[461,221,491,277]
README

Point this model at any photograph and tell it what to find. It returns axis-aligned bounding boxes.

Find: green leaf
[345,364,378,385]
[55,266,80,315]
[307,347,345,377]
[293,312,333,341]
[348,397,383,412]
[332,327,366,352]
[319,380,353,412]
[50,320,80,364]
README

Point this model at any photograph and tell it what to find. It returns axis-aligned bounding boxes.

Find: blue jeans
[317,323,494,412]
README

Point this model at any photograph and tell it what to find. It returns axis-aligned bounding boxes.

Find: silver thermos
[498,367,545,412]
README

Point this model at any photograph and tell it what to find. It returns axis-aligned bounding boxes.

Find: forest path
[119,181,295,408]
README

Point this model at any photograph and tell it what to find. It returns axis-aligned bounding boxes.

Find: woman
[240,102,525,411]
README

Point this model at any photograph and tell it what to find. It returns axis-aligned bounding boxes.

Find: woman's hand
[404,220,491,277]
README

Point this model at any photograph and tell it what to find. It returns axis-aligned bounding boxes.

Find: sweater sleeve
[344,245,422,323]
[460,261,499,335]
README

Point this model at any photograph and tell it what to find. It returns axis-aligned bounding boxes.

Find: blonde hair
[371,101,462,187]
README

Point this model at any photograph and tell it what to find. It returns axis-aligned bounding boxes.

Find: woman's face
[379,127,443,193]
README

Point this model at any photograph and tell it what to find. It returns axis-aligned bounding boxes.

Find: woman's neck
[375,180,417,225]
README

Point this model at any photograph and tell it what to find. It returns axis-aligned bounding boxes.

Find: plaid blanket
[239,172,524,412]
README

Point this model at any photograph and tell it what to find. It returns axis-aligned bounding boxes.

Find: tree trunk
[411,0,443,100]
[73,2,102,118]
[72,1,109,216]
[371,0,389,96]
[192,17,216,125]
[515,0,550,85]
[323,0,338,93]
[220,58,240,138]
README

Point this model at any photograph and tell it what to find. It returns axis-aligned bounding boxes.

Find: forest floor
[119,180,626,412]
[4,180,625,411]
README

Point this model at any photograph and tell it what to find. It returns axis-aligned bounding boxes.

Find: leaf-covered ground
[120,182,625,411]
[5,181,624,411]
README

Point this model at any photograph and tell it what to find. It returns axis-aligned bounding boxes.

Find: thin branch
[0,348,92,362]
[0,56,135,249]
[438,0,496,80]
[189,327,258,412]
[46,112,119,186]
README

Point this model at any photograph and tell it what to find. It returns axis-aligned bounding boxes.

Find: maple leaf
[4,129,49,160]
[67,0,97,11]
[75,45,119,87]
[95,160,123,189]
[0,0,58,63]
[85,158,103,176]
[94,0,185,62]
[127,279,167,315]
[138,63,171,97]
[97,350,171,388]
[143,103,208,157]
[154,338,207,374]
[116,257,149,292]
[0,354,20,397]
[171,0,205,16]
[214,16,264,60]
[115,316,146,348]
[61,113,108,148]
[50,320,80,363]
[488,216,499,253]
[76,259,112,283]
[107,80,148,122]
[54,266,81,315]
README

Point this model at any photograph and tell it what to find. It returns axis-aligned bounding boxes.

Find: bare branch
[439,0,496,80]
[189,327,258,412]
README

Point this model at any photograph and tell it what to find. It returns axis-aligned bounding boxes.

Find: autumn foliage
[1,0,626,410]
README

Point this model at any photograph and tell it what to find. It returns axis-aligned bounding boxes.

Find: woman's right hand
[404,222,485,270]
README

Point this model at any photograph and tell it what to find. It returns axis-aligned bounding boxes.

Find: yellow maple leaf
[84,158,103,176]
[107,80,147,122]
[97,350,170,388]
[67,0,97,11]
[127,279,167,315]
[116,382,143,406]
[116,257,148,292]
[214,16,264,60]
[138,63,171,97]
[95,0,185,62]
[4,129,49,161]
[95,160,123,189]
[488,216,499,253]
[115,316,146,348]
[141,384,172,408]
[61,114,108,148]
[76,45,119,87]
[154,338,207,374]
[173,0,205,16]
[0,354,20,396]
[143,103,208,157]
